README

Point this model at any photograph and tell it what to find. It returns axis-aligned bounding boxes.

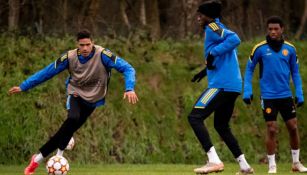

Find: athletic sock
[236,154,251,170]
[267,154,276,167]
[207,146,222,164]
[34,153,44,163]
[291,149,300,163]
[56,149,64,156]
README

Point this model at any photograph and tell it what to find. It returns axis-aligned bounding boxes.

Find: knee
[288,124,298,135]
[67,113,80,124]
[286,119,298,134]
[188,113,202,126]
[267,123,277,137]
[214,122,229,133]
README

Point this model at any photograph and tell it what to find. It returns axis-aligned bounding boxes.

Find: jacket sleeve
[20,56,68,91]
[101,51,136,91]
[290,50,304,102]
[209,28,241,57]
[243,48,261,99]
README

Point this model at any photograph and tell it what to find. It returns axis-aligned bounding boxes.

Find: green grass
[0,163,303,175]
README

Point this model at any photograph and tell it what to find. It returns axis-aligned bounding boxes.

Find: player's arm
[243,47,261,104]
[290,50,304,106]
[208,26,241,57]
[101,50,138,104]
[9,54,68,94]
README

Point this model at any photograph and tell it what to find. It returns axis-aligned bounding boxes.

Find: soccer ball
[65,137,75,150]
[46,156,69,175]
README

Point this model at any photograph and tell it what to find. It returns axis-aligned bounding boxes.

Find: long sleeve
[101,51,136,91]
[20,57,68,91]
[209,28,241,57]
[290,51,304,101]
[243,49,261,99]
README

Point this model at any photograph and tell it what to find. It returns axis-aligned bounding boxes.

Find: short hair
[266,16,284,28]
[76,30,92,41]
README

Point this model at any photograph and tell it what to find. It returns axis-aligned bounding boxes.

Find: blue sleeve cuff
[19,83,28,91]
[125,88,134,92]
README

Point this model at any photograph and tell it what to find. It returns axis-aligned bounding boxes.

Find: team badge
[265,108,272,114]
[282,49,289,56]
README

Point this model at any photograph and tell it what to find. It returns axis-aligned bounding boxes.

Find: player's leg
[57,98,95,151]
[262,99,278,174]
[279,97,307,172]
[24,96,82,175]
[188,88,224,174]
[38,96,82,156]
[213,91,253,174]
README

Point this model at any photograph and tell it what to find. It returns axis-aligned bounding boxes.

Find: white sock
[34,153,44,163]
[267,154,276,167]
[207,146,222,164]
[56,149,64,156]
[236,154,251,170]
[291,149,300,163]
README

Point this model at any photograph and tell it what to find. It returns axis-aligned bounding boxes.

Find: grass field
[0,163,303,175]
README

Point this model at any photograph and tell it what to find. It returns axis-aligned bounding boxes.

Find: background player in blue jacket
[9,30,138,175]
[188,1,253,174]
[243,16,307,173]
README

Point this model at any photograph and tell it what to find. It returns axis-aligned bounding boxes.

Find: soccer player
[9,30,138,175]
[188,1,253,174]
[243,16,307,173]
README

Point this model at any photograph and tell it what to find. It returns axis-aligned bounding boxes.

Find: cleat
[194,162,224,174]
[24,155,39,175]
[268,164,277,174]
[292,162,307,173]
[236,167,254,175]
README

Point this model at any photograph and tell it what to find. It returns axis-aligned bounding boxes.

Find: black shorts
[261,97,296,122]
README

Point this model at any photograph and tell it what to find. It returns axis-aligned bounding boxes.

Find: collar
[266,35,284,52]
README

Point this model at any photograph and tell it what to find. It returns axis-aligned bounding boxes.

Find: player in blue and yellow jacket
[243,16,307,173]
[9,30,138,175]
[188,1,253,174]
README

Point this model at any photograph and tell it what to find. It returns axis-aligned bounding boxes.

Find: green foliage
[0,35,307,164]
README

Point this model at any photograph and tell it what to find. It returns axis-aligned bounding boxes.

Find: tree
[146,0,160,40]
[120,0,131,30]
[8,0,20,31]
[295,0,307,39]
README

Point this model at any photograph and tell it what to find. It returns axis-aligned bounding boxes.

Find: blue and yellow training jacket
[204,18,242,93]
[243,40,303,102]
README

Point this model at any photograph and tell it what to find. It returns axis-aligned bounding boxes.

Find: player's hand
[243,94,253,105]
[123,91,139,104]
[206,53,215,70]
[295,97,304,108]
[8,86,22,95]
[191,67,207,82]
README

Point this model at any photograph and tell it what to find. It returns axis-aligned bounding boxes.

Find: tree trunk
[62,0,68,33]
[80,0,100,34]
[8,0,20,31]
[139,0,146,26]
[146,0,160,40]
[295,0,307,40]
[120,0,131,30]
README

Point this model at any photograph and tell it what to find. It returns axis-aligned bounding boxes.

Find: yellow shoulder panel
[284,41,296,51]
[208,22,220,31]
[208,22,223,36]
[250,40,267,56]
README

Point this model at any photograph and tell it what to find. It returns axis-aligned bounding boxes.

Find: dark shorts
[261,97,296,122]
